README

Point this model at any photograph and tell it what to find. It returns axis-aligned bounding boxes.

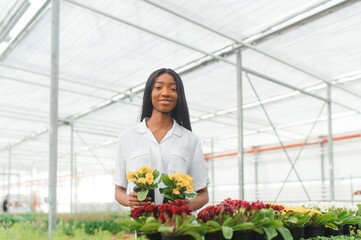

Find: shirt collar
[137,118,182,137]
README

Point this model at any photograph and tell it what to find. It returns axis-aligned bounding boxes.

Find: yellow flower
[172,188,180,195]
[145,172,154,185]
[186,185,194,192]
[140,166,153,174]
[127,172,138,183]
[137,178,147,184]
[281,205,321,215]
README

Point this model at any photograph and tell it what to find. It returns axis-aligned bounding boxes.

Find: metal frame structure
[1,0,361,235]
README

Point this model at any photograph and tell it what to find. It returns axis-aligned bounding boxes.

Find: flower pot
[252,231,266,240]
[305,225,325,238]
[343,224,357,235]
[137,232,162,240]
[325,225,343,236]
[289,226,305,240]
[204,231,225,240]
[161,234,192,240]
[273,233,283,240]
[232,230,252,240]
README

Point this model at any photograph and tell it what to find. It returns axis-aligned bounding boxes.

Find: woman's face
[151,73,178,115]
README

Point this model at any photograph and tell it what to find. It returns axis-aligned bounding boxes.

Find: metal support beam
[350,175,354,205]
[320,141,326,200]
[74,152,78,213]
[210,138,215,204]
[327,85,335,201]
[70,122,74,214]
[48,0,60,237]
[254,149,259,201]
[8,147,11,194]
[236,49,244,199]
[143,0,361,100]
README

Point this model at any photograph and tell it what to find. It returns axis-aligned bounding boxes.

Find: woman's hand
[128,191,152,208]
[115,185,152,207]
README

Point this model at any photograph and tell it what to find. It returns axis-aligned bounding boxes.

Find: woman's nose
[161,88,170,96]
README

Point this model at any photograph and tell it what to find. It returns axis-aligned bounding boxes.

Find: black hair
[140,68,192,131]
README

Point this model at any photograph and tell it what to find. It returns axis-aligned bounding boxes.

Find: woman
[114,68,209,211]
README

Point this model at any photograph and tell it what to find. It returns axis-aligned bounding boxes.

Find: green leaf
[222,217,235,227]
[161,174,174,188]
[185,231,202,240]
[158,225,174,234]
[221,226,233,239]
[145,217,156,223]
[153,170,160,180]
[276,226,293,240]
[233,222,254,231]
[139,222,160,232]
[137,189,148,201]
[263,226,277,240]
[206,220,221,231]
[287,216,298,224]
[185,193,197,199]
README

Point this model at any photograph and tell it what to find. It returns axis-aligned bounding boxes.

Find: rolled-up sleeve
[113,135,128,188]
[189,138,209,192]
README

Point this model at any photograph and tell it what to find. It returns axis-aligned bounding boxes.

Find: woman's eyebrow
[154,80,176,85]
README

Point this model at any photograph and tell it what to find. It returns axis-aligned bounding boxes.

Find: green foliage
[201,216,235,239]
[311,236,361,240]
[0,212,131,239]
[279,211,311,228]
[0,222,46,240]
[121,216,160,233]
[251,208,292,240]
[159,173,197,201]
[313,212,339,230]
[159,215,204,240]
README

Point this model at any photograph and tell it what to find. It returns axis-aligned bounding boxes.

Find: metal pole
[254,150,259,201]
[350,175,354,205]
[236,49,244,199]
[74,152,77,213]
[8,147,11,194]
[327,85,335,201]
[320,141,326,200]
[49,0,60,237]
[211,138,215,204]
[17,174,20,202]
[70,122,74,214]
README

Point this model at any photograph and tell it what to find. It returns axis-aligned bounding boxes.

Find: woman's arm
[188,186,209,211]
[115,185,130,206]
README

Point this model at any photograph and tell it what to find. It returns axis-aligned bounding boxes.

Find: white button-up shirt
[114,118,209,204]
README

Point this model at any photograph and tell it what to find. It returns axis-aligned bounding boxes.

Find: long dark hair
[140,68,192,131]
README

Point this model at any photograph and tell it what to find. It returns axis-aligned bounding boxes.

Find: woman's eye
[171,88,177,91]
[154,86,161,90]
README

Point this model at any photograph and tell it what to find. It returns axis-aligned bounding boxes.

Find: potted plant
[303,208,336,238]
[278,206,312,240]
[221,199,256,239]
[121,204,161,240]
[157,200,204,240]
[127,166,160,202]
[197,201,237,240]
[159,172,197,203]
[250,205,292,240]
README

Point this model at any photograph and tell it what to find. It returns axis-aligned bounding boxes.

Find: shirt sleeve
[113,135,128,188]
[189,138,209,192]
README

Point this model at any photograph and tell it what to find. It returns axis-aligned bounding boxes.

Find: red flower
[130,204,159,219]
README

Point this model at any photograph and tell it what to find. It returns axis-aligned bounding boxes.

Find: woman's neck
[147,111,173,131]
[146,112,173,143]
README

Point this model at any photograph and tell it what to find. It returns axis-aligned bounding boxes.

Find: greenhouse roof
[0,0,361,177]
